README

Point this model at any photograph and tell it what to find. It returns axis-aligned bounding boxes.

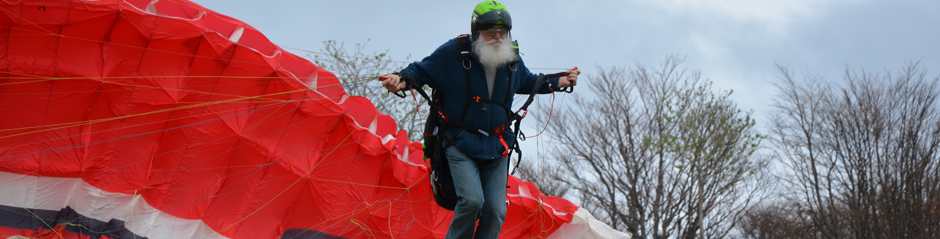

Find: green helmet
[471,1,512,38]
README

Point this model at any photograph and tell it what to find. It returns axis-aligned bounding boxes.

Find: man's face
[473,24,517,69]
[479,24,508,43]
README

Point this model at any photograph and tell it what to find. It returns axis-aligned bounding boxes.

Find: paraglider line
[0,82,327,137]
[0,25,568,81]
[0,3,573,237]
[0,193,64,239]
[210,118,359,237]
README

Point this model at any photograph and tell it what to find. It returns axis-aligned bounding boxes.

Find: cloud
[650,0,864,34]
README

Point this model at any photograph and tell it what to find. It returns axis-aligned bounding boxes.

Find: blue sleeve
[515,59,561,94]
[397,39,458,90]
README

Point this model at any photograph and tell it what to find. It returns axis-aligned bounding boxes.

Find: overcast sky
[190,0,939,162]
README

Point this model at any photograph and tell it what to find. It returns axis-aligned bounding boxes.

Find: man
[381,1,579,238]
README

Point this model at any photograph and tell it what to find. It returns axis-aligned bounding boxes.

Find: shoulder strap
[456,34,474,122]
[456,34,473,65]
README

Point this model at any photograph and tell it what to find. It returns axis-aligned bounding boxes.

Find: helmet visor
[474,9,512,29]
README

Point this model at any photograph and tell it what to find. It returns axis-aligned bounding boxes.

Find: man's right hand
[379,74,407,93]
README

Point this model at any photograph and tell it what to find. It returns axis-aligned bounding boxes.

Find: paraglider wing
[0,0,623,238]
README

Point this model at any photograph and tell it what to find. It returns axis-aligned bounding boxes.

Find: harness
[393,35,570,210]
[452,34,516,159]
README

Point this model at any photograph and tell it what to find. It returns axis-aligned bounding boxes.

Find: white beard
[473,34,518,69]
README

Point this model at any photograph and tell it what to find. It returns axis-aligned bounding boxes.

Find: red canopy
[0,0,579,238]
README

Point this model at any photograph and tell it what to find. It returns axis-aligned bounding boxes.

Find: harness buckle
[462,60,471,70]
[495,124,510,158]
[438,111,449,123]
[515,109,528,120]
[493,124,507,135]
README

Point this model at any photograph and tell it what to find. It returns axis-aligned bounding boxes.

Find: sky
[188,0,940,163]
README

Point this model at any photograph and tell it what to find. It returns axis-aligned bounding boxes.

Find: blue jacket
[399,37,560,160]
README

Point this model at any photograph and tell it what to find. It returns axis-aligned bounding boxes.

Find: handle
[378,75,408,98]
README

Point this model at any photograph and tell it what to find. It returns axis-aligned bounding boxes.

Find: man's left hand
[559,67,581,88]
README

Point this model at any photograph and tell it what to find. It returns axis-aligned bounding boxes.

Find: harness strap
[457,35,474,124]
[506,71,568,174]
[494,125,510,158]
[454,34,516,158]
[499,62,515,158]
[401,35,533,161]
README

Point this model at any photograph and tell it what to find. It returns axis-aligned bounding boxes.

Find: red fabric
[0,0,579,238]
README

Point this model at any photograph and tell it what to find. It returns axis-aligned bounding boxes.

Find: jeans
[443,144,509,239]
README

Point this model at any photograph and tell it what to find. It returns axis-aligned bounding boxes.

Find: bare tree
[767,68,843,238]
[310,40,426,141]
[737,201,817,239]
[535,56,769,239]
[516,158,571,198]
[766,62,940,238]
